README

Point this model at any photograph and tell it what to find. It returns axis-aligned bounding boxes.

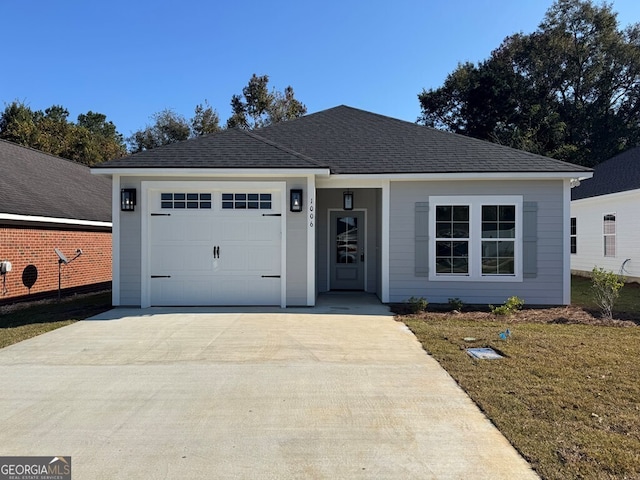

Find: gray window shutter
[523,202,538,278]
[415,202,429,277]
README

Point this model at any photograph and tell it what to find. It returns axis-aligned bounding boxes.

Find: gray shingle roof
[571,146,640,200]
[96,105,591,174]
[0,139,112,222]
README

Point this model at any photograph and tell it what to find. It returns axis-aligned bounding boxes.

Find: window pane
[260,202,272,209]
[570,217,577,236]
[161,193,173,200]
[187,193,198,200]
[436,206,452,221]
[174,202,185,208]
[482,222,498,238]
[499,205,515,221]
[174,193,185,200]
[187,202,198,209]
[435,257,452,274]
[200,193,212,200]
[161,202,173,209]
[248,202,259,209]
[200,202,211,209]
[452,222,469,238]
[235,194,246,201]
[498,222,515,238]
[235,202,246,209]
[482,205,497,221]
[337,216,358,264]
[452,241,468,256]
[452,206,469,221]
[436,222,452,238]
[571,237,577,254]
[482,240,514,275]
[248,194,259,201]
[222,202,233,209]
[260,194,272,201]
[435,240,468,274]
[222,193,233,201]
[452,258,469,273]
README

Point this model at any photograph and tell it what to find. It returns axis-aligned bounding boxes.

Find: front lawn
[399,277,640,479]
[0,292,112,349]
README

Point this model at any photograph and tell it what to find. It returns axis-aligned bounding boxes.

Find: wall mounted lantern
[121,188,136,211]
[290,189,303,212]
[343,190,354,211]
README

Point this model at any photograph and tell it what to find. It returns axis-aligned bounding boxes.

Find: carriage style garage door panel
[146,184,283,306]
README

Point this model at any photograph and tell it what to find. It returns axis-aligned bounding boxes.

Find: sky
[2,0,640,138]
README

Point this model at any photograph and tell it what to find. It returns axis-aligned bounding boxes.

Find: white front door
[147,186,283,306]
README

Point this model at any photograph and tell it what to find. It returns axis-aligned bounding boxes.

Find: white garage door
[148,187,282,306]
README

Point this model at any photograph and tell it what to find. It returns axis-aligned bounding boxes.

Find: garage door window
[222,193,272,210]
[161,193,212,209]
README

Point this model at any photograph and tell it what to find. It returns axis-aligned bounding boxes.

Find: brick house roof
[0,139,112,222]
[96,105,591,175]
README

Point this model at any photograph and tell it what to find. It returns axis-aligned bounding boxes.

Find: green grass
[399,276,640,479]
[572,274,640,319]
[0,292,112,349]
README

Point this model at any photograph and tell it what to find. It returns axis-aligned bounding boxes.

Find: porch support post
[381,179,390,303]
[306,175,316,306]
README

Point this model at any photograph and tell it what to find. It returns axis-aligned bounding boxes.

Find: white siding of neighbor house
[388,179,567,305]
[571,189,640,280]
[115,176,309,307]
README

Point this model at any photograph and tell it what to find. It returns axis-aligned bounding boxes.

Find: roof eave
[91,167,332,177]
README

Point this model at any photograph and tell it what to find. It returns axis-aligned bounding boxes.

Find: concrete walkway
[0,296,539,479]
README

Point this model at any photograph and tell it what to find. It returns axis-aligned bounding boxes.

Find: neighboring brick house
[0,139,112,303]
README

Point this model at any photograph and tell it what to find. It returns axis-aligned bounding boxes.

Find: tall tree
[418,0,640,166]
[226,74,307,129]
[127,109,191,153]
[0,101,126,165]
[191,100,221,136]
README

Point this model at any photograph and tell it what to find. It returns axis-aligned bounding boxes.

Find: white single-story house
[93,106,592,307]
[571,146,640,281]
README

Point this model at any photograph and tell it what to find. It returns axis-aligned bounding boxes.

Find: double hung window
[430,196,522,281]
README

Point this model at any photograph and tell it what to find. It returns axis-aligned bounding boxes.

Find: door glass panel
[336,216,358,264]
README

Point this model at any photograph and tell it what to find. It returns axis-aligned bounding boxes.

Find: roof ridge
[240,128,328,169]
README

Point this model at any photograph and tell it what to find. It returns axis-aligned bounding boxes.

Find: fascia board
[91,168,331,177]
[0,213,112,228]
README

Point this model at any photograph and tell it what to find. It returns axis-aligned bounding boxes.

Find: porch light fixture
[290,189,303,212]
[343,190,354,211]
[121,188,136,211]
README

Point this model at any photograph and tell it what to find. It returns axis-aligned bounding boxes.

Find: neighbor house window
[570,217,577,254]
[603,213,616,257]
[429,196,522,281]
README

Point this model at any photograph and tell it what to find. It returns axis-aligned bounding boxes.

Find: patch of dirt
[392,305,639,327]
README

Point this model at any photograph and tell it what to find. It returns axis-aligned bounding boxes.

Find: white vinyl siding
[571,190,640,280]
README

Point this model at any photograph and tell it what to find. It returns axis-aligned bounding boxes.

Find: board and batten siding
[571,189,640,281]
[388,180,567,305]
[115,176,309,306]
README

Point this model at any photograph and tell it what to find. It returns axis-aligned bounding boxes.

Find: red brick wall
[0,227,112,301]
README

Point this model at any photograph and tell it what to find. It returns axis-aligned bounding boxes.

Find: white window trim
[428,195,523,282]
[603,212,616,258]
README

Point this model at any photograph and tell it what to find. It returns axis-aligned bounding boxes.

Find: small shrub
[407,296,428,313]
[591,267,624,320]
[490,296,524,316]
[448,297,464,311]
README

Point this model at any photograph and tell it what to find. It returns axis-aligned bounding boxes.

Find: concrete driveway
[0,296,538,479]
